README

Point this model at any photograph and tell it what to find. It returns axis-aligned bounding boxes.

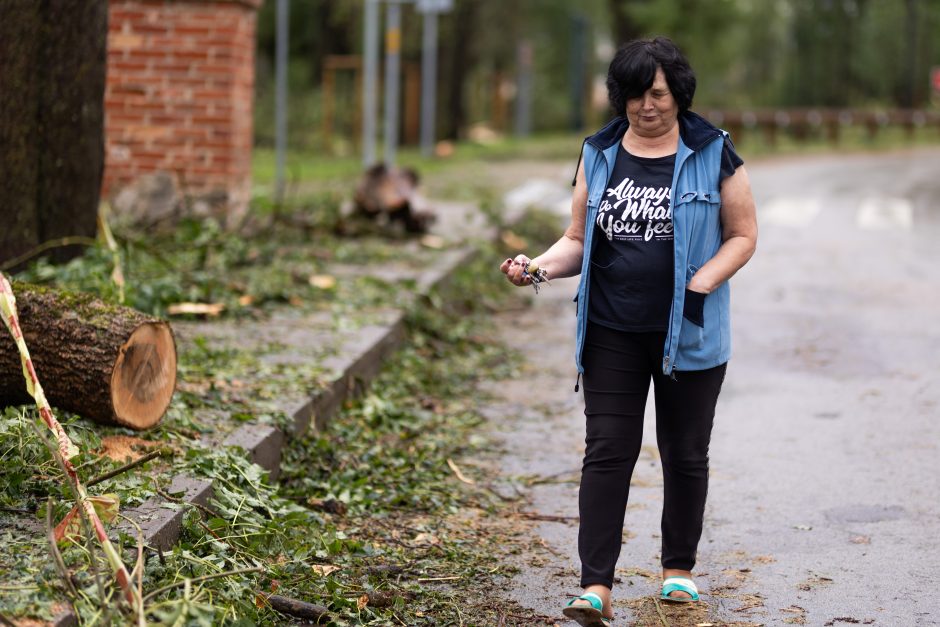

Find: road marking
[857,197,913,230]
[759,196,823,227]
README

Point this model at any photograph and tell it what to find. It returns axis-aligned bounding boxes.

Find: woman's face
[625,67,679,137]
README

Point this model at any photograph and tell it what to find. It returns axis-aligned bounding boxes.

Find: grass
[252,133,584,190]
[252,120,940,197]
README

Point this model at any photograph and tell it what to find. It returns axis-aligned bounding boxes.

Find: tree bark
[0,0,43,263]
[37,0,108,263]
[0,282,177,430]
[0,0,107,268]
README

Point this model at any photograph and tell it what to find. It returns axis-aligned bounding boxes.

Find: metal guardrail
[703,109,940,143]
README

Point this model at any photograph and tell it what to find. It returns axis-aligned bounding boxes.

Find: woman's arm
[501,159,589,286]
[686,165,758,294]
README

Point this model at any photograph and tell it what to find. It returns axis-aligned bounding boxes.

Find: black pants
[578,321,726,589]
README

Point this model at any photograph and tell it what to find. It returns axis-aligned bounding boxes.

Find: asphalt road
[483,148,940,626]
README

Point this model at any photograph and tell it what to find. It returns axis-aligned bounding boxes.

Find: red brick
[111,60,149,72]
[174,25,212,36]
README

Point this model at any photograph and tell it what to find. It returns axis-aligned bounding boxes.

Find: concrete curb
[58,245,481,624]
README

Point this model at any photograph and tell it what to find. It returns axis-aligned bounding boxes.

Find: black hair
[606,37,696,115]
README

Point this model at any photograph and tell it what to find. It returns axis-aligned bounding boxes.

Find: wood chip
[311,564,340,576]
[420,234,446,249]
[309,274,337,289]
[446,458,475,484]
[167,302,225,316]
[500,230,527,250]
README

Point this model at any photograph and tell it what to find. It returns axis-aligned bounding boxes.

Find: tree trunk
[441,1,479,140]
[0,0,107,268]
[0,0,43,263]
[0,283,177,430]
[37,0,108,263]
[607,0,645,46]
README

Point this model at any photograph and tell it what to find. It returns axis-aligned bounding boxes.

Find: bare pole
[362,0,380,167]
[274,0,289,202]
[383,2,402,166]
[514,41,533,137]
[419,9,438,157]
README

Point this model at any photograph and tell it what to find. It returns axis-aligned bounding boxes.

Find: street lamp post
[362,0,380,167]
[416,0,453,158]
[362,0,453,167]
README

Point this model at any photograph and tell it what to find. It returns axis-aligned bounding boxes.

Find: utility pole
[416,0,453,157]
[515,41,533,137]
[569,14,588,132]
[362,0,380,167]
[383,2,402,166]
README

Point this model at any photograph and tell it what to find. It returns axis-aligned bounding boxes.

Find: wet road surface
[482,149,940,626]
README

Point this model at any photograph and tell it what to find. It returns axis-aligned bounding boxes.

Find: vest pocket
[677,313,705,351]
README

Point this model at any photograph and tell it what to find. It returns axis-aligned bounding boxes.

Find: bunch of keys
[523,260,549,294]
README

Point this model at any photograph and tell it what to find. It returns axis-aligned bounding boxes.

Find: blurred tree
[0,0,106,268]
[438,0,481,140]
[607,0,646,44]
[607,0,745,108]
[252,0,940,149]
[256,0,359,84]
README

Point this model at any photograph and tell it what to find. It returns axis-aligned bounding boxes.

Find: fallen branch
[357,590,416,608]
[515,511,579,523]
[97,204,125,304]
[446,458,475,485]
[156,487,223,520]
[46,497,77,597]
[0,506,34,514]
[87,449,170,487]
[259,593,331,623]
[116,513,148,627]
[364,564,405,576]
[0,236,97,272]
[653,598,670,626]
[142,566,263,604]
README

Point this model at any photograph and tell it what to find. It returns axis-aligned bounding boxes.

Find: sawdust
[98,435,161,462]
[781,604,808,624]
[621,595,762,627]
[797,573,834,591]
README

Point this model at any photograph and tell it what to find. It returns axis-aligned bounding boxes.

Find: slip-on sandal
[660,576,699,603]
[562,591,611,626]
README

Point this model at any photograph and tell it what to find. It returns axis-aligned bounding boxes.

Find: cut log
[0,281,177,429]
[352,163,436,233]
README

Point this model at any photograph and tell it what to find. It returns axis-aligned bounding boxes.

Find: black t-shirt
[588,138,742,332]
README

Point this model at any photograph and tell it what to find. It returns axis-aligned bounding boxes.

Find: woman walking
[500,37,758,625]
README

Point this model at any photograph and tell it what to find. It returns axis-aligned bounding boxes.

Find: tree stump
[0,282,177,430]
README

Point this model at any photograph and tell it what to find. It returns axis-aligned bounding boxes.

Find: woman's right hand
[500,254,534,287]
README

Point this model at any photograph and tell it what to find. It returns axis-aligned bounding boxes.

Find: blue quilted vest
[574,112,731,376]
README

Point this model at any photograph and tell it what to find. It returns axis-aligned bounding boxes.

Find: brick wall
[104,0,262,216]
